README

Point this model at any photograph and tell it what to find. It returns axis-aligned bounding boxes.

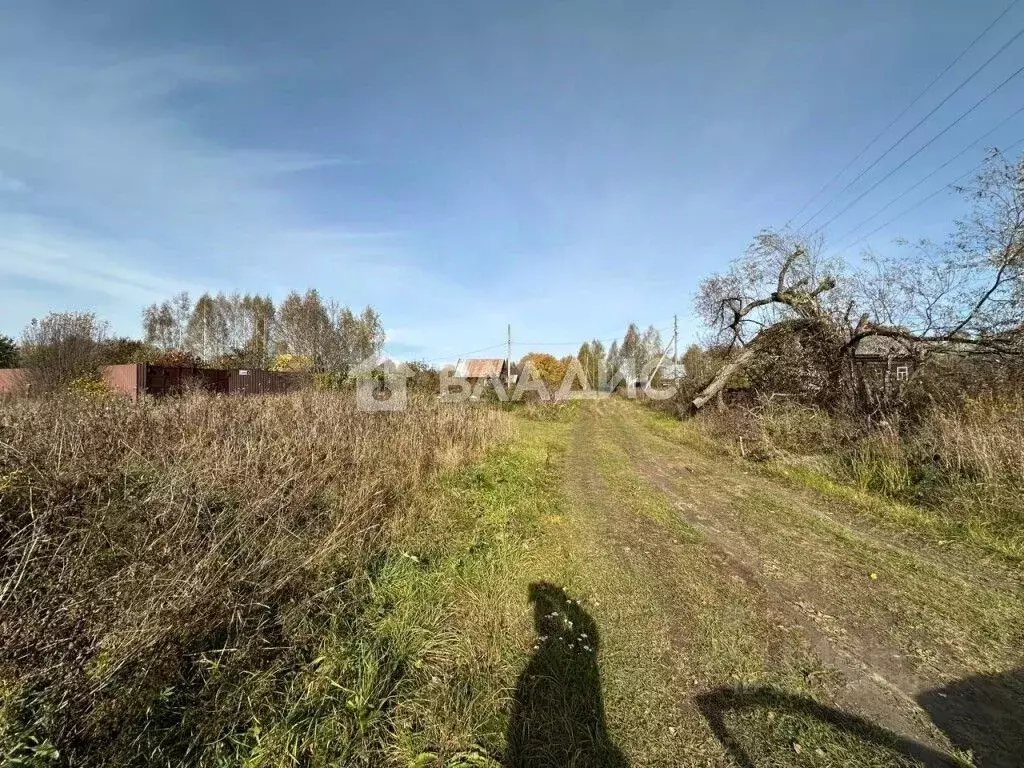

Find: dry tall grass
[692,393,1024,536]
[0,391,508,766]
[924,395,1024,486]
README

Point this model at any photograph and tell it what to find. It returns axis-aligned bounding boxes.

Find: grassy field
[3,394,1020,766]
[0,391,507,766]
[687,395,1024,562]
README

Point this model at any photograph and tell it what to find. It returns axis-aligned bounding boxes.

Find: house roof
[853,336,917,359]
[455,358,505,378]
[854,335,1002,360]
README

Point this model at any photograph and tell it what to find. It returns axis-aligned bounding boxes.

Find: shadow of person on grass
[917,668,1024,768]
[696,686,962,768]
[505,582,628,768]
[697,668,1024,767]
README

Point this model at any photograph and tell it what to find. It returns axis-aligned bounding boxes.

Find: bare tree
[240,294,275,368]
[185,293,227,363]
[691,150,1024,414]
[276,290,334,370]
[588,339,606,389]
[144,287,382,373]
[20,312,110,391]
[851,150,1024,350]
[693,231,849,410]
[637,325,664,378]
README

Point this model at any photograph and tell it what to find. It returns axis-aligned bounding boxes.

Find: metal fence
[0,368,27,395]
[0,364,311,398]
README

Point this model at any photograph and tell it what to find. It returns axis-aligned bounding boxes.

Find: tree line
[141,289,384,372]
[514,323,669,392]
[0,289,386,391]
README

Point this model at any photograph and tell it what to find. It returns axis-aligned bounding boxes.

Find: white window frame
[895,365,909,382]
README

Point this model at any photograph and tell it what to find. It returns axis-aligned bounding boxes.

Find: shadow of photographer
[505,582,1021,767]
[505,582,628,768]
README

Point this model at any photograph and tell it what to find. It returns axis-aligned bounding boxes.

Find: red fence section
[0,368,27,395]
[101,364,147,399]
[0,364,311,398]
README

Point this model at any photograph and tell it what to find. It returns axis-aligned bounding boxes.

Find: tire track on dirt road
[589,399,1023,767]
[556,403,958,765]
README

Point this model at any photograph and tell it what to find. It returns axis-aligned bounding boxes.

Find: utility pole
[506,324,512,389]
[673,314,679,392]
[647,316,681,390]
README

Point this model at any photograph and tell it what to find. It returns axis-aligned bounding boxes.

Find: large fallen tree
[691,150,1024,414]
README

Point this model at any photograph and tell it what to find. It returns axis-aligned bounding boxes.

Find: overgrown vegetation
[688,391,1024,556]
[0,335,18,369]
[0,390,507,766]
[678,150,1024,547]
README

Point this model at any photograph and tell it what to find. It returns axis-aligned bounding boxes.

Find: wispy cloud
[0,170,27,194]
[0,3,708,353]
[0,7,397,335]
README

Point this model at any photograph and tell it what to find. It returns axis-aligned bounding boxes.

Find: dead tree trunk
[689,347,755,413]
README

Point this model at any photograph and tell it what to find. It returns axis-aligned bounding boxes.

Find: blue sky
[1,0,1022,361]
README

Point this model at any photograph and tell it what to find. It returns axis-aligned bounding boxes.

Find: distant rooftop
[853,336,917,358]
[454,358,506,378]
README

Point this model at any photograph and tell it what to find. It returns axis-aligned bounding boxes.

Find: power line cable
[785,0,1021,228]
[797,20,1024,230]
[842,133,1024,251]
[812,63,1024,235]
[418,342,506,363]
[410,320,676,365]
[513,321,675,349]
[832,102,1024,247]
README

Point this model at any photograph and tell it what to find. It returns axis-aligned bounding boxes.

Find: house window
[895,365,909,382]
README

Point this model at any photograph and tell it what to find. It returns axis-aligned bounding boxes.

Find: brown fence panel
[229,369,309,395]
[197,368,230,394]
[143,365,228,396]
[144,365,181,396]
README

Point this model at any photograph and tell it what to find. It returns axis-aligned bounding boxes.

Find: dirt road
[530,399,1023,767]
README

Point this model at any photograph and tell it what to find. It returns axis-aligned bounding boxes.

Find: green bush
[67,376,111,397]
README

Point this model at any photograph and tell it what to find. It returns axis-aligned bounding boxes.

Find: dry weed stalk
[0,390,508,762]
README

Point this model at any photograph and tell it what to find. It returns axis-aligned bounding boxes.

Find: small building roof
[455,358,506,378]
[853,336,917,359]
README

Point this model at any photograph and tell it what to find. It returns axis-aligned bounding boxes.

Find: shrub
[19,312,109,392]
[151,349,202,367]
[269,353,313,372]
[693,396,850,458]
[313,371,350,391]
[96,338,155,366]
[842,431,915,498]
[917,394,1024,519]
[0,335,18,369]
[67,375,111,398]
[691,390,1024,532]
